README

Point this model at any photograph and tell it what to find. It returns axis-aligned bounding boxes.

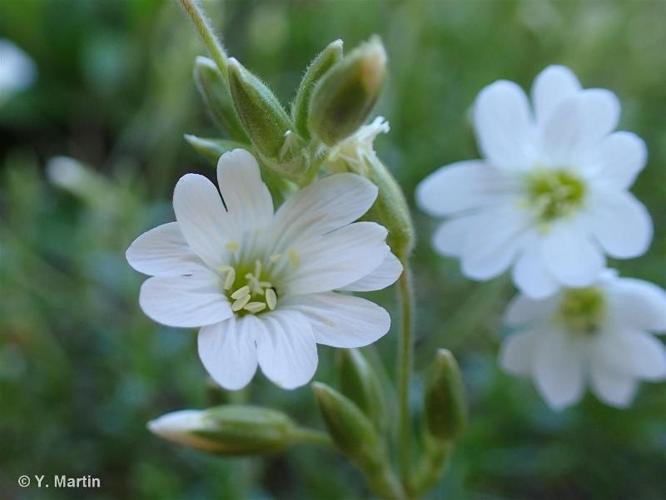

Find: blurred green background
[1,0,664,498]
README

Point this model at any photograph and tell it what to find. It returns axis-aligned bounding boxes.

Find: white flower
[416,65,653,298]
[326,116,389,172]
[0,39,36,101]
[500,270,666,410]
[126,149,402,390]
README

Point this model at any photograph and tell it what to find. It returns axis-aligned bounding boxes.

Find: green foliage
[1,0,665,498]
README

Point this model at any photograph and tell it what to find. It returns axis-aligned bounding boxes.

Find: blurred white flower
[0,39,36,100]
[126,149,401,390]
[500,270,666,410]
[416,65,652,298]
[326,116,389,171]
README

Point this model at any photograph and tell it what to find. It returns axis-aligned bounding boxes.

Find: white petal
[585,189,653,258]
[340,252,402,292]
[473,80,535,170]
[538,90,620,168]
[605,277,666,332]
[460,205,529,280]
[577,89,620,146]
[216,149,273,236]
[256,310,318,389]
[415,160,513,216]
[126,222,203,276]
[198,317,258,390]
[431,216,472,257]
[531,65,581,126]
[537,95,586,167]
[173,174,232,270]
[589,365,638,408]
[504,293,559,327]
[285,292,391,348]
[534,328,586,410]
[585,132,647,190]
[271,173,377,252]
[511,238,560,299]
[282,222,389,295]
[592,329,666,381]
[139,269,232,328]
[500,331,537,376]
[541,221,605,287]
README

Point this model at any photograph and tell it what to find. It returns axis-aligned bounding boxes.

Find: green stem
[290,428,334,449]
[397,251,414,489]
[178,0,229,74]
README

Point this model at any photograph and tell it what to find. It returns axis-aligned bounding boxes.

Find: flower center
[219,259,278,316]
[558,287,606,336]
[526,168,586,224]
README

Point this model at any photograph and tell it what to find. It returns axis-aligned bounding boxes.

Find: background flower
[416,65,653,298]
[126,149,401,390]
[500,271,666,409]
[0,38,35,102]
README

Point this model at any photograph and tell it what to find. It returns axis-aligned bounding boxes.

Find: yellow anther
[288,249,300,267]
[266,289,277,310]
[269,254,282,263]
[231,285,250,300]
[223,267,236,290]
[244,302,267,314]
[231,294,251,312]
[225,241,240,252]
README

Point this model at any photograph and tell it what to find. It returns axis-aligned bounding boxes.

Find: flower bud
[148,406,296,455]
[423,349,467,443]
[193,56,248,142]
[337,349,387,431]
[312,383,404,499]
[227,58,293,160]
[184,134,248,164]
[308,36,386,146]
[291,39,343,140]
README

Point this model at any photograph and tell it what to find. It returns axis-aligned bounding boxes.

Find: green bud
[423,349,467,443]
[312,383,404,500]
[148,406,296,455]
[184,134,248,164]
[291,39,344,140]
[193,56,248,142]
[337,349,387,431]
[308,36,386,146]
[227,58,293,160]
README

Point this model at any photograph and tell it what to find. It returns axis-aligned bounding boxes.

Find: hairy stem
[397,251,415,490]
[178,0,228,74]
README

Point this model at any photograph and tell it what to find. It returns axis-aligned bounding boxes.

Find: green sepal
[194,56,249,142]
[423,349,467,443]
[312,383,404,500]
[227,58,294,161]
[337,349,387,432]
[184,134,249,164]
[308,36,386,146]
[291,39,344,140]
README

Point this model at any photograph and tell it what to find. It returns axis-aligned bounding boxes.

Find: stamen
[231,294,251,312]
[244,302,267,314]
[270,254,282,263]
[225,241,240,252]
[223,268,236,290]
[288,249,300,267]
[254,259,262,277]
[231,285,250,300]
[265,288,277,310]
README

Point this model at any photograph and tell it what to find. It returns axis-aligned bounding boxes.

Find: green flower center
[219,258,278,316]
[558,287,606,336]
[526,169,586,224]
